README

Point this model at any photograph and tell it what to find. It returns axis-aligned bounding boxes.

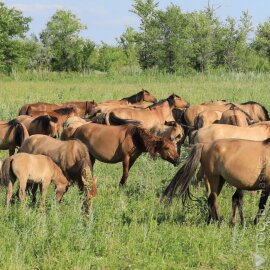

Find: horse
[18,101,97,117]
[1,153,69,210]
[17,115,59,137]
[0,119,29,155]
[72,123,180,186]
[105,94,190,129]
[185,101,269,127]
[219,105,254,126]
[194,110,223,129]
[191,123,270,144]
[63,116,87,129]
[163,138,270,225]
[149,121,184,145]
[19,135,96,210]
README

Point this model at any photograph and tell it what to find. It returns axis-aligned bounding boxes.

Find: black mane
[122,89,148,104]
[53,107,75,115]
[32,115,58,133]
[241,101,270,120]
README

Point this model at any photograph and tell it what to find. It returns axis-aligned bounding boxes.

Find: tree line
[1,0,270,75]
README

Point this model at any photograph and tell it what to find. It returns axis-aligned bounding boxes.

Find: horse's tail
[13,121,29,147]
[91,113,106,124]
[163,143,204,202]
[1,157,16,186]
[18,104,30,115]
[108,112,141,126]
[194,116,203,130]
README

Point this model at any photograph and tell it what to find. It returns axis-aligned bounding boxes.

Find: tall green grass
[0,72,269,269]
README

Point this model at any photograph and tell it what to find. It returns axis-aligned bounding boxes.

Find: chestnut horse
[0,119,29,155]
[17,115,59,137]
[163,138,270,225]
[1,153,69,210]
[72,123,180,185]
[18,101,97,117]
[19,135,96,210]
[105,94,189,129]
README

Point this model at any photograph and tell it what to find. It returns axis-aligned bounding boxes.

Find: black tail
[8,119,28,147]
[108,112,141,126]
[163,143,203,203]
[1,157,16,186]
[194,116,203,130]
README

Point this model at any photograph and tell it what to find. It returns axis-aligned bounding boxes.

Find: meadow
[0,71,269,269]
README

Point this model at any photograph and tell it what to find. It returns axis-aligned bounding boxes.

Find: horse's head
[167,94,190,109]
[156,137,180,166]
[165,121,185,144]
[142,89,157,103]
[86,101,98,115]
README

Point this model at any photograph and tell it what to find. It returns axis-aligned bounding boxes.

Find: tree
[252,18,270,60]
[40,10,94,71]
[0,2,31,73]
[131,0,161,69]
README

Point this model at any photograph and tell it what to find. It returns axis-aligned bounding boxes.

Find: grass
[0,71,270,269]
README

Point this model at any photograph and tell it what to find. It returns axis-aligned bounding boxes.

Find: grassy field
[0,72,270,269]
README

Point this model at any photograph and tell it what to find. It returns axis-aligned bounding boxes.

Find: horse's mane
[147,94,180,109]
[128,126,164,157]
[228,104,254,121]
[263,138,270,145]
[241,101,270,120]
[8,119,20,126]
[32,115,58,132]
[122,89,149,104]
[53,107,75,115]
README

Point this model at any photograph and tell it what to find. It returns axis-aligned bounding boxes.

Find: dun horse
[163,138,270,225]
[19,135,96,210]
[72,123,180,185]
[1,153,69,210]
[17,115,59,137]
[0,119,29,155]
[106,94,189,129]
[194,110,222,129]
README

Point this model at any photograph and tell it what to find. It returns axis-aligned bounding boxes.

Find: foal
[1,153,69,210]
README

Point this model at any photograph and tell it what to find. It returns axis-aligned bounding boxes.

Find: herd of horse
[0,89,269,224]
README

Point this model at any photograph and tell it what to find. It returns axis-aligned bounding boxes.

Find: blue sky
[5,0,270,44]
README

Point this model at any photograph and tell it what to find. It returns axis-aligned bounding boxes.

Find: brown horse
[17,115,59,137]
[72,123,180,185]
[194,110,223,129]
[219,105,254,126]
[185,101,269,127]
[19,135,96,210]
[19,101,97,117]
[106,94,189,129]
[192,123,270,144]
[0,119,29,155]
[1,153,69,210]
[163,138,270,225]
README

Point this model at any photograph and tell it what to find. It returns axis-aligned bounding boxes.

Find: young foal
[1,153,69,210]
[72,123,180,185]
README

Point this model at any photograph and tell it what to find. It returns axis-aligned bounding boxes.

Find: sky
[5,0,270,44]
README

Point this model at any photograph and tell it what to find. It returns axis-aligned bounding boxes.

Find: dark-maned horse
[0,119,29,155]
[163,138,270,225]
[19,135,96,210]
[105,94,189,129]
[17,115,59,137]
[72,123,180,185]
[18,101,97,117]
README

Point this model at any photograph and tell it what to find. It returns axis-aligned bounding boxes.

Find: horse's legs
[18,178,27,204]
[90,155,96,167]
[254,187,270,225]
[6,181,13,207]
[56,184,66,203]
[41,180,50,212]
[231,189,244,225]
[207,175,225,224]
[120,156,130,186]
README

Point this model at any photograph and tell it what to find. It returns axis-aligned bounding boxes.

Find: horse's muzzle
[174,158,181,166]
